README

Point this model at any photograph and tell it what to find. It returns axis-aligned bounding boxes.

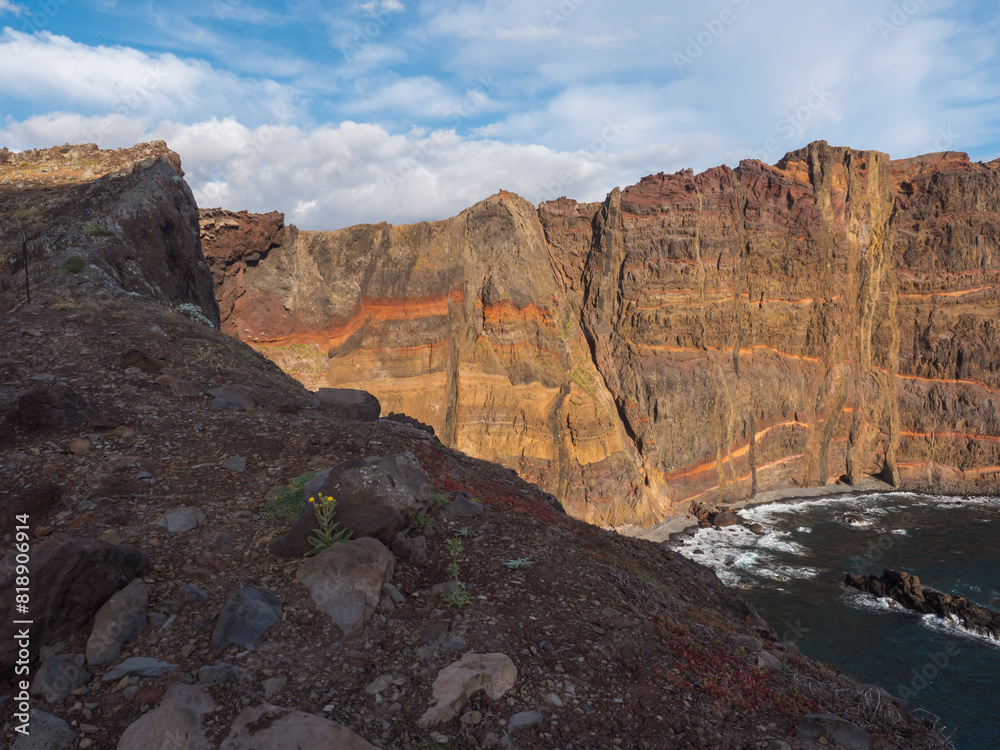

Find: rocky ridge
[201,143,1000,528]
[0,142,954,749]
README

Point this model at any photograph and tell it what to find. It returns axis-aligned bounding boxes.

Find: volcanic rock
[0,536,151,675]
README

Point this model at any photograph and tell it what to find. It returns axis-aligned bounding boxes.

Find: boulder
[296,538,395,635]
[268,452,433,556]
[220,702,379,749]
[311,388,381,420]
[439,497,485,520]
[418,652,517,727]
[0,535,151,675]
[796,713,874,750]
[155,507,206,533]
[117,682,214,750]
[509,709,544,735]
[11,709,76,750]
[86,578,148,666]
[210,587,282,651]
[713,511,739,528]
[208,384,258,410]
[197,662,248,685]
[390,533,427,564]
[101,656,177,681]
[30,653,91,704]
[15,387,90,429]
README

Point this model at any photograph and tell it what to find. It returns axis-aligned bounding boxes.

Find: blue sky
[2,0,999,230]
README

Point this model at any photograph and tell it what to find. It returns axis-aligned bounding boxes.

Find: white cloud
[0,0,24,16]
[0,30,297,129]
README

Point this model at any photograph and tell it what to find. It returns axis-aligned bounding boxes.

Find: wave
[920,613,1000,649]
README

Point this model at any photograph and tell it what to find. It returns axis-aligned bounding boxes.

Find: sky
[1,0,999,230]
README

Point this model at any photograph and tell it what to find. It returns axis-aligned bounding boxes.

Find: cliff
[202,141,1000,527]
[0,141,218,325]
[0,141,954,748]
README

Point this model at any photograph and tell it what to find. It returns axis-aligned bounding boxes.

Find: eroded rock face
[204,142,1000,525]
[0,141,219,325]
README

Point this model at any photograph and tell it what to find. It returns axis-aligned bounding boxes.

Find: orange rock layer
[202,141,1000,526]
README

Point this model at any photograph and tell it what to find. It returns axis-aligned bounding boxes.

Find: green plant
[432,493,449,506]
[304,494,352,556]
[414,513,432,528]
[59,255,87,274]
[503,558,535,570]
[262,470,322,519]
[455,527,475,537]
[84,221,116,238]
[442,537,472,608]
[176,302,215,327]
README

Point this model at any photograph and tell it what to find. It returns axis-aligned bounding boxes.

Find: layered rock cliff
[202,141,1000,526]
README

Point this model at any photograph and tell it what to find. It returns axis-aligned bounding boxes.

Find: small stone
[382,582,406,604]
[102,657,177,682]
[508,710,544,735]
[262,676,287,700]
[155,507,206,533]
[222,455,247,472]
[180,584,210,604]
[69,438,91,454]
[460,710,483,726]
[113,426,135,438]
[181,644,196,659]
[545,692,563,707]
[365,674,393,695]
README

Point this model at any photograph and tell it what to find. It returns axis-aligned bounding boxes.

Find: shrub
[84,221,116,238]
[442,537,472,608]
[59,255,87,275]
[503,558,535,570]
[176,302,214,327]
[263,470,322,519]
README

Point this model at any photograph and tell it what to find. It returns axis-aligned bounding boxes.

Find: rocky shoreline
[846,569,1000,641]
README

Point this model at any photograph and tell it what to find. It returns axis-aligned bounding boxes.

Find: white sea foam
[920,613,1000,649]
[890,529,909,536]
[841,588,908,614]
[796,525,813,533]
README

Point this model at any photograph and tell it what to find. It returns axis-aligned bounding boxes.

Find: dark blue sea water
[675,493,1000,750]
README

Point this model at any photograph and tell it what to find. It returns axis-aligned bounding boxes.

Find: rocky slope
[202,142,1000,528]
[0,143,954,748]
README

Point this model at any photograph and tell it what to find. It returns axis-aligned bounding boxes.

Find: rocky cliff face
[1,141,218,325]
[202,141,1000,526]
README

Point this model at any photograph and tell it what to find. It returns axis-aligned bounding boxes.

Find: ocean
[674,492,1000,750]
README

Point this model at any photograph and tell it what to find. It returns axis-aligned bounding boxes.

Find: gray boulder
[296,538,395,635]
[796,713,875,750]
[86,578,148,666]
[208,384,257,410]
[117,682,214,750]
[311,388,381,420]
[101,657,177,682]
[211,587,282,652]
[12,709,76,750]
[220,702,379,749]
[155,507,205,533]
[30,654,90,704]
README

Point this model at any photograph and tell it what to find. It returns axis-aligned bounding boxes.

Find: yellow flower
[309,497,315,503]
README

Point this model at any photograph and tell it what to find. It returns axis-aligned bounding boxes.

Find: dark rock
[390,533,427,564]
[311,388,381,421]
[439,497,485,520]
[268,452,433,556]
[509,709,544,735]
[30,654,91,703]
[210,587,282,651]
[15,387,91,429]
[196,662,248,685]
[102,657,178,681]
[11,709,75,750]
[117,349,165,373]
[116,682,214,750]
[208,384,257,410]
[713,511,739,528]
[846,568,1000,638]
[0,535,151,675]
[86,578,148,666]
[796,713,874,750]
